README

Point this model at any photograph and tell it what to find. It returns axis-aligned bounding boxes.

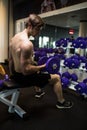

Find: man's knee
[50,74,61,83]
[55,74,61,81]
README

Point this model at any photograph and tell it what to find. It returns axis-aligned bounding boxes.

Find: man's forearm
[22,64,46,75]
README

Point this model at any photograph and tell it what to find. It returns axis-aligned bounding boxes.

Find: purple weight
[61,77,70,88]
[38,56,48,65]
[61,39,67,47]
[79,40,87,49]
[64,58,72,68]
[79,56,87,63]
[75,82,87,94]
[55,40,61,47]
[46,57,60,74]
[62,71,71,79]
[76,37,84,41]
[72,40,80,48]
[71,73,78,81]
[83,78,87,85]
[0,80,4,87]
[71,59,80,68]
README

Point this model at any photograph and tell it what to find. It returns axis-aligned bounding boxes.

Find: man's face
[31,26,43,36]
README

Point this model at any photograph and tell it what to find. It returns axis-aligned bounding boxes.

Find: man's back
[9,29,33,73]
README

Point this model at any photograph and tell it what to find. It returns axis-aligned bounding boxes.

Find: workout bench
[0,80,27,118]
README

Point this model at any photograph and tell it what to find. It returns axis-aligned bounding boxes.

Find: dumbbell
[75,82,87,94]
[0,74,9,88]
[62,71,78,82]
[38,56,60,74]
[60,39,67,47]
[76,37,84,41]
[64,57,80,69]
[61,72,71,88]
[0,80,4,87]
[70,73,78,82]
[64,58,72,68]
[71,54,80,60]
[79,56,87,63]
[55,40,61,47]
[79,40,87,49]
[72,40,80,48]
[62,71,71,79]
[83,78,87,85]
[34,50,47,62]
[61,77,70,88]
[76,37,87,49]
[70,56,80,68]
[71,59,80,68]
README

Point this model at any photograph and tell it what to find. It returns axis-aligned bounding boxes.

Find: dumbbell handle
[39,64,46,71]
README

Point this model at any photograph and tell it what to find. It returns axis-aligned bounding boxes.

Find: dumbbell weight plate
[62,71,71,79]
[75,82,87,94]
[61,77,70,88]
[71,73,78,81]
[38,56,48,65]
[46,57,60,74]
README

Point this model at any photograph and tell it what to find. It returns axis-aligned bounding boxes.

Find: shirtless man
[9,14,73,109]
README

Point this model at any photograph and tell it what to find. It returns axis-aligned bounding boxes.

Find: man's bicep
[20,48,31,67]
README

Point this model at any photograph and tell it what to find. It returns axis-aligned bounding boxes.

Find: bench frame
[0,88,27,118]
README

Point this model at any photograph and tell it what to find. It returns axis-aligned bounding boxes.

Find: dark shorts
[11,72,51,88]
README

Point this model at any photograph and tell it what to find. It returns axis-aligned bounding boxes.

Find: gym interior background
[0,0,87,130]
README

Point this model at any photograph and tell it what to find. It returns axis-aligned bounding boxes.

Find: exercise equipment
[46,57,60,74]
[83,78,87,85]
[55,38,67,47]
[55,40,61,47]
[0,75,9,88]
[72,40,80,48]
[64,58,72,68]
[38,56,60,74]
[38,56,48,65]
[34,50,47,61]
[0,65,27,118]
[62,71,71,79]
[76,37,84,41]
[64,57,80,69]
[70,73,78,82]
[79,40,87,49]
[71,59,80,68]
[0,81,27,118]
[61,77,70,88]
[60,39,67,47]
[75,82,87,94]
[79,56,87,63]
[62,71,78,82]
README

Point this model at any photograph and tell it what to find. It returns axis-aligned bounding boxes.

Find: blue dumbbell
[70,73,78,82]
[61,77,70,89]
[38,56,60,74]
[75,82,87,94]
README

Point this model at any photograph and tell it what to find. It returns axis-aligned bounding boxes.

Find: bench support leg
[0,89,27,118]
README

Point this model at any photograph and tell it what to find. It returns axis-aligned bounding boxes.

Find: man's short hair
[25,14,44,28]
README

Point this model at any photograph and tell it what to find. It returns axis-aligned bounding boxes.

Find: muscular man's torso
[10,29,34,73]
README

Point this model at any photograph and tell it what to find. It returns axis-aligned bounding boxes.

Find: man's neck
[24,28,31,38]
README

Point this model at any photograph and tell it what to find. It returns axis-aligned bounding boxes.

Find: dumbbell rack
[60,59,87,98]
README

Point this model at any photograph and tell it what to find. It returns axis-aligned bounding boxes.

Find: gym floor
[0,84,87,130]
